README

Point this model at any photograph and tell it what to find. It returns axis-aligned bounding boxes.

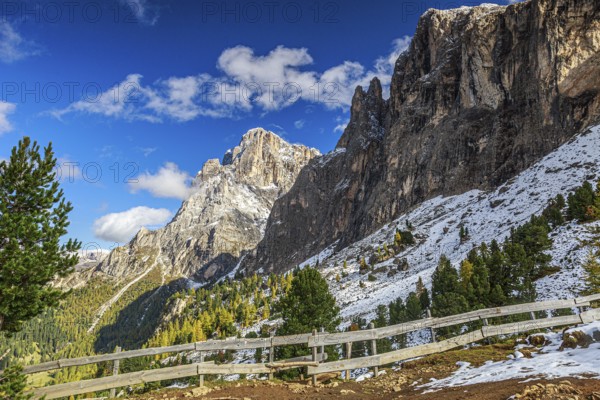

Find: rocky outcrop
[246,0,600,275]
[79,128,319,283]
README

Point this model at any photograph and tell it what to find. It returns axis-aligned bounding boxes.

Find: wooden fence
[21,293,600,399]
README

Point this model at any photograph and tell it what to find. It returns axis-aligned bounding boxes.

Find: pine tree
[486,240,510,296]
[468,251,491,308]
[567,181,597,222]
[431,256,469,318]
[388,297,406,325]
[0,137,81,332]
[489,284,507,306]
[0,364,32,400]
[373,305,392,354]
[415,277,425,296]
[543,194,566,227]
[419,288,431,311]
[459,260,474,291]
[459,226,469,243]
[405,292,422,320]
[582,250,600,296]
[276,267,341,377]
[277,267,341,334]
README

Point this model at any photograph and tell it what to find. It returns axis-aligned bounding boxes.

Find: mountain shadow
[94,278,188,353]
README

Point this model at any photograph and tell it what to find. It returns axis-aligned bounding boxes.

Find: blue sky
[0,0,513,251]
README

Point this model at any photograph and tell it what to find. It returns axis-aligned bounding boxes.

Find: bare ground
[130,342,600,400]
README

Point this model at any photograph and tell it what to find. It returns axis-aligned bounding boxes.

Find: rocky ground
[128,374,600,400]
[128,340,600,400]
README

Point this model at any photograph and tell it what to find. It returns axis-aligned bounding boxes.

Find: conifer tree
[419,288,431,311]
[405,292,422,320]
[372,305,392,354]
[582,250,600,296]
[415,277,431,310]
[431,256,469,318]
[0,364,31,400]
[276,267,340,377]
[388,297,406,325]
[567,181,598,222]
[277,267,341,335]
[0,137,81,333]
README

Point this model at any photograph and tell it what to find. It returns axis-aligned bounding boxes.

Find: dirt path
[129,343,600,400]
[130,375,600,400]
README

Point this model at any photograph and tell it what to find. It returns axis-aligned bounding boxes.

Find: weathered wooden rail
[22,293,600,399]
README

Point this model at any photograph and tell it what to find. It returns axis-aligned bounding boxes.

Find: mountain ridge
[62,128,319,287]
[245,0,600,276]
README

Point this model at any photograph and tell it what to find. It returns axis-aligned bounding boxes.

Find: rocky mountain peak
[337,77,387,150]
[70,128,319,284]
[245,0,600,276]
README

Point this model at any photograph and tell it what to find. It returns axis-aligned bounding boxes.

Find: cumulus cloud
[52,37,412,121]
[93,206,172,243]
[128,162,194,200]
[0,21,39,63]
[55,157,83,182]
[374,36,412,82]
[49,74,159,122]
[0,101,16,135]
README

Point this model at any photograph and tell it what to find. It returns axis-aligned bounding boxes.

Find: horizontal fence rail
[19,293,600,399]
[307,308,600,375]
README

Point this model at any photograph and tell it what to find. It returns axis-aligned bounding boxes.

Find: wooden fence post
[482,318,490,345]
[268,334,274,381]
[198,352,205,387]
[369,323,378,377]
[427,309,436,342]
[344,341,352,381]
[320,327,325,359]
[312,329,318,385]
[108,346,121,399]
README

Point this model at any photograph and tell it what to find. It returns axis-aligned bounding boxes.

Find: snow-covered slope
[300,125,600,323]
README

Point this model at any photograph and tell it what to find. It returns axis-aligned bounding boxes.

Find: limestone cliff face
[85,128,319,282]
[246,0,600,275]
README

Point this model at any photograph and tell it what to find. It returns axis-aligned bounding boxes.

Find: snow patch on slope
[421,321,600,391]
[301,126,600,323]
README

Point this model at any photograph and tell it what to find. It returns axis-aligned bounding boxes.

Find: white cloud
[0,101,16,135]
[137,147,157,157]
[0,21,39,63]
[55,157,83,182]
[333,118,349,134]
[50,74,159,122]
[294,119,305,129]
[52,37,412,121]
[374,36,412,82]
[128,162,194,200]
[319,61,366,108]
[217,45,318,110]
[93,206,172,243]
[120,0,160,25]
